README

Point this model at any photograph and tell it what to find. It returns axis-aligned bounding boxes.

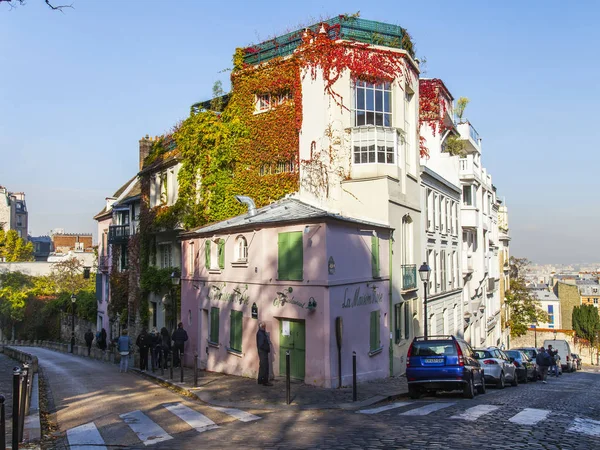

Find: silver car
[474,347,518,388]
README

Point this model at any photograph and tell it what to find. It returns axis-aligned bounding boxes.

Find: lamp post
[418,262,432,339]
[553,329,558,341]
[533,322,538,348]
[171,271,181,333]
[70,293,77,353]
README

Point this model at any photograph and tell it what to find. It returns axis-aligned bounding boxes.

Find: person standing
[548,345,559,377]
[160,327,171,368]
[536,346,550,383]
[172,322,188,368]
[256,321,272,386]
[84,329,94,356]
[99,328,108,351]
[117,330,132,373]
[150,328,160,371]
[136,328,150,371]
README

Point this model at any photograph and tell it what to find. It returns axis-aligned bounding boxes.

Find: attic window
[255,91,291,113]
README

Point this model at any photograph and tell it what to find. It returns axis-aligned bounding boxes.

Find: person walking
[150,328,160,371]
[136,328,150,371]
[117,330,132,373]
[160,327,171,369]
[256,321,272,386]
[536,346,551,383]
[84,329,94,356]
[172,322,188,368]
[548,345,559,377]
[99,328,108,351]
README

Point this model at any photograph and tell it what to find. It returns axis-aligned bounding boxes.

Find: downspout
[389,230,394,377]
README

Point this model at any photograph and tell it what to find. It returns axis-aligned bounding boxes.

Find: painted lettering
[342,287,383,308]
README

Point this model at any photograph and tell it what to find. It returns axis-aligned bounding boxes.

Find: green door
[279,319,305,380]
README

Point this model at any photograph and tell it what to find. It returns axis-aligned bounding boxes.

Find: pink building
[180,198,392,387]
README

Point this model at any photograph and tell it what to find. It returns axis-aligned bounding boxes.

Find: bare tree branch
[45,0,73,11]
[0,0,74,11]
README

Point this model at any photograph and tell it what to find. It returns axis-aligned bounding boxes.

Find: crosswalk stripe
[568,418,600,437]
[66,422,107,450]
[400,402,456,416]
[120,410,172,446]
[211,406,262,422]
[508,408,550,425]
[357,402,413,415]
[451,404,499,421]
[163,403,219,432]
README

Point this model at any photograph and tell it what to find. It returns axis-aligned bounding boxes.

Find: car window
[474,350,493,359]
[491,349,502,359]
[466,343,476,358]
[412,341,457,356]
[506,350,519,359]
[498,350,509,360]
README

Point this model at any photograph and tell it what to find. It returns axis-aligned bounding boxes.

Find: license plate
[425,358,444,363]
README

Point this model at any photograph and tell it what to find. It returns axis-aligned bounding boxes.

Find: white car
[474,347,518,388]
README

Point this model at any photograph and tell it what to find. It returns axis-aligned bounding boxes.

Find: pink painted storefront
[180,198,392,387]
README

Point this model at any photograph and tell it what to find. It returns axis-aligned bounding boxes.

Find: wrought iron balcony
[401,264,417,291]
[108,225,130,245]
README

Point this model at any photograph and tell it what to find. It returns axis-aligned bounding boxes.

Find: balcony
[461,207,479,230]
[457,121,481,153]
[98,255,110,273]
[401,264,417,291]
[108,225,130,245]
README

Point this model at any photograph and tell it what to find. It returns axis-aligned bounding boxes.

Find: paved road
[29,347,600,449]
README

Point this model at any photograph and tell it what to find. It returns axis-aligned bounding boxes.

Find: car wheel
[497,372,505,389]
[476,374,486,395]
[511,372,519,387]
[463,377,475,399]
[408,385,420,399]
[522,372,528,384]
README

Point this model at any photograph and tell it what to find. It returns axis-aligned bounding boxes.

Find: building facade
[0,187,28,238]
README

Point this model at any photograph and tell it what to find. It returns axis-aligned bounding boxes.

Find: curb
[23,373,41,442]
[130,368,408,411]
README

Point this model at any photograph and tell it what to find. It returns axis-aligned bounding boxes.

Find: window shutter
[371,235,380,278]
[230,310,242,352]
[218,239,225,269]
[210,307,219,343]
[370,310,379,351]
[287,232,303,281]
[205,240,211,269]
[277,233,288,280]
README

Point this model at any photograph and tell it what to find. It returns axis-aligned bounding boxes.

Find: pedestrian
[256,321,272,386]
[172,322,188,368]
[117,329,132,373]
[536,346,550,383]
[150,328,160,371]
[84,329,94,356]
[136,328,150,371]
[548,345,559,377]
[160,327,171,368]
[99,328,108,351]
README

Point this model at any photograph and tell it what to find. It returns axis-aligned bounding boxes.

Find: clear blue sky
[1,1,599,264]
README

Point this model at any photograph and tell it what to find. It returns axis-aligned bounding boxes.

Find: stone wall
[60,314,98,346]
[510,328,599,365]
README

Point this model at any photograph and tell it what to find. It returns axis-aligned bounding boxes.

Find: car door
[499,350,516,380]
[465,343,482,383]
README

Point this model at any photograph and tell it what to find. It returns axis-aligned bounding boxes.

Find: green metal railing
[402,264,417,290]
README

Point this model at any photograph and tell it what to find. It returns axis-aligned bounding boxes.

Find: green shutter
[230,310,243,352]
[278,233,289,280]
[287,232,303,281]
[370,310,380,351]
[371,235,380,278]
[218,239,225,269]
[205,240,211,269]
[210,307,219,344]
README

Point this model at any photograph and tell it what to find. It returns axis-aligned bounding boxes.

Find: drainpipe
[234,195,256,216]
[389,230,394,377]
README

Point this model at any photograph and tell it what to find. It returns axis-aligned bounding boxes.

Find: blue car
[406,335,486,399]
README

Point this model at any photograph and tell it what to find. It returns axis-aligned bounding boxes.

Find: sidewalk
[131,364,409,410]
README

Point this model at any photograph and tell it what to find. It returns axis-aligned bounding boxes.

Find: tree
[0,229,34,262]
[0,271,32,339]
[572,304,600,360]
[455,97,470,123]
[0,0,74,11]
[504,257,548,337]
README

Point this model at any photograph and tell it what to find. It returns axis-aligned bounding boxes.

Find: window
[370,310,381,352]
[395,302,410,344]
[425,189,432,231]
[234,236,248,262]
[160,244,172,269]
[151,301,157,328]
[371,235,380,278]
[352,126,396,164]
[229,310,243,352]
[75,242,84,252]
[257,94,270,112]
[548,305,554,325]
[443,309,449,335]
[260,158,297,176]
[595,298,599,305]
[204,240,211,269]
[209,307,219,344]
[217,239,225,269]
[463,185,473,206]
[440,250,446,291]
[433,194,438,229]
[355,81,391,127]
[255,91,290,113]
[277,232,303,280]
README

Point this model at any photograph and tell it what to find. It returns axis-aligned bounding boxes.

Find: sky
[1,0,599,264]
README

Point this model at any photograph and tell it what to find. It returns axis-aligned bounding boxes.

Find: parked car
[572,353,582,370]
[406,335,486,399]
[543,339,574,372]
[474,347,518,388]
[505,349,537,383]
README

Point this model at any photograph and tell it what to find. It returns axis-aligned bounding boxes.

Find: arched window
[235,235,248,262]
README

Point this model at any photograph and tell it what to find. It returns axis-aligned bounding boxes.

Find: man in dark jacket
[256,321,272,386]
[172,322,188,368]
[536,346,550,383]
[84,329,94,356]
[136,328,150,371]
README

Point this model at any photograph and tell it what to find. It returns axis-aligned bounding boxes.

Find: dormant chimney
[139,135,153,170]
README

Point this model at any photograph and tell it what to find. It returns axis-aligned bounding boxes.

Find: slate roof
[182,198,391,237]
[93,176,140,219]
[532,290,559,302]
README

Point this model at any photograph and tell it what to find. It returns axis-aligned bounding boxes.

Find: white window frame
[351,126,397,165]
[159,243,172,269]
[234,235,248,263]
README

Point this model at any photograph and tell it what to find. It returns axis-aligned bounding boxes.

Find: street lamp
[171,271,181,332]
[533,322,538,348]
[70,293,77,353]
[418,262,432,339]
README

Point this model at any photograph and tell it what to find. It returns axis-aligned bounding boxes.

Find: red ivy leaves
[419,78,452,158]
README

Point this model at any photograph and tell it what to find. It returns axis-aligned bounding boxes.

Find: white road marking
[66,422,107,450]
[400,402,456,416]
[211,406,262,422]
[163,403,219,432]
[120,410,172,446]
[508,408,550,425]
[450,404,499,421]
[568,417,600,437]
[356,402,413,415]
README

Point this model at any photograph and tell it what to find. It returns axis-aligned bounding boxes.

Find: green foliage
[443,134,466,156]
[573,304,600,346]
[0,271,32,323]
[455,97,469,122]
[0,229,34,262]
[140,266,175,295]
[505,257,548,337]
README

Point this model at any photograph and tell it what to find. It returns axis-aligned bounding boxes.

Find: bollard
[22,363,30,417]
[352,351,357,402]
[169,352,173,380]
[12,367,21,450]
[19,367,28,441]
[161,351,164,376]
[286,350,291,405]
[151,348,155,374]
[0,394,5,450]
[194,353,198,387]
[180,357,184,383]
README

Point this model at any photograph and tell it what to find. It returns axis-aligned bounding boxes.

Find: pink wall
[180,221,391,387]
[96,217,111,333]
